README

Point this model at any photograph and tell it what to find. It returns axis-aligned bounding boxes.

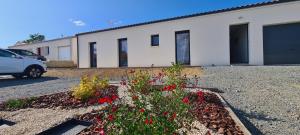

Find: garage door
[263,22,300,65]
[58,46,71,60]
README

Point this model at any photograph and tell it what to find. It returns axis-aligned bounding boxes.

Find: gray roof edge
[76,0,299,36]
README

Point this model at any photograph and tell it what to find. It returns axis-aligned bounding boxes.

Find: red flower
[149,117,153,124]
[108,114,114,121]
[163,84,177,91]
[197,91,205,103]
[111,95,119,101]
[105,97,113,104]
[139,108,145,113]
[145,117,153,125]
[170,113,176,121]
[95,116,102,123]
[145,118,149,124]
[182,97,190,104]
[163,111,168,116]
[98,98,107,104]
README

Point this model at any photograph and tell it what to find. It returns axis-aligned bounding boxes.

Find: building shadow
[224,100,282,135]
[0,77,59,88]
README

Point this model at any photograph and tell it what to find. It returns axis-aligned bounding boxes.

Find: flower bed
[71,63,244,135]
[0,85,118,111]
[73,90,243,135]
[0,64,247,135]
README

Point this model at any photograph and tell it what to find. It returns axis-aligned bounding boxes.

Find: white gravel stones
[199,66,300,135]
[0,106,102,135]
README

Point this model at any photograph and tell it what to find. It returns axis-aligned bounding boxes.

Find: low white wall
[75,1,300,68]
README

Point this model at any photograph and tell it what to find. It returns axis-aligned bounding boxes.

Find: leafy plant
[98,63,193,134]
[5,97,36,109]
[127,70,152,94]
[72,76,109,101]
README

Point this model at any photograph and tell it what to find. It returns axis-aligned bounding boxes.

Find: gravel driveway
[0,76,80,103]
[0,66,299,135]
[199,66,300,135]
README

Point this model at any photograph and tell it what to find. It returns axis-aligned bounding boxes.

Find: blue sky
[0,0,269,48]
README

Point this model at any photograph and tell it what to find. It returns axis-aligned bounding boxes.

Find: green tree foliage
[23,33,45,44]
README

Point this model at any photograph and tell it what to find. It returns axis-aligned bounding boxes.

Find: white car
[0,49,47,78]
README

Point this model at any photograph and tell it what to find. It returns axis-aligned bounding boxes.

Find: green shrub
[5,97,36,109]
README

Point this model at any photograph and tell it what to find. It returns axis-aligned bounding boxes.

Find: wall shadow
[0,77,59,88]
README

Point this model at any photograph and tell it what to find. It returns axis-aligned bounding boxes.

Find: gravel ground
[0,106,103,135]
[1,66,299,135]
[198,66,300,135]
[0,77,80,103]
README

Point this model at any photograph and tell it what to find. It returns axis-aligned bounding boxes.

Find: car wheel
[12,74,24,79]
[26,66,43,79]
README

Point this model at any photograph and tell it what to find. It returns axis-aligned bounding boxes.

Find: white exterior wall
[77,1,300,68]
[9,37,78,64]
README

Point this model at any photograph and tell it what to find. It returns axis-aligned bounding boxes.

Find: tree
[23,33,45,44]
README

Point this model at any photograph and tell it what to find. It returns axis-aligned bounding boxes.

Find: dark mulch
[0,85,118,111]
[189,92,244,135]
[74,92,244,135]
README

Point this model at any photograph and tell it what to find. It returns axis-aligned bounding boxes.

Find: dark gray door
[230,24,249,64]
[176,30,190,65]
[118,38,128,67]
[263,23,300,65]
[89,42,97,68]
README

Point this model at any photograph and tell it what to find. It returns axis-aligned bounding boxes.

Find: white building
[8,0,300,68]
[9,36,78,65]
[76,0,300,68]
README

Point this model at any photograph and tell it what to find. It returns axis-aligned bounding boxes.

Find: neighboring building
[9,36,78,65]
[76,0,300,68]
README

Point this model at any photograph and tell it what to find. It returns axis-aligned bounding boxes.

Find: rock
[217,127,225,134]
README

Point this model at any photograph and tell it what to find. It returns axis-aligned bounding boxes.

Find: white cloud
[69,19,86,26]
[107,20,122,26]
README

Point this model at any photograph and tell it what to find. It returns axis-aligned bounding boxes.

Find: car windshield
[19,50,36,56]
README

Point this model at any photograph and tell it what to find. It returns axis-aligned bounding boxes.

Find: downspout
[76,35,79,68]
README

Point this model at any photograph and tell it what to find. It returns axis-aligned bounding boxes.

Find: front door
[89,42,97,68]
[176,30,190,65]
[119,38,128,67]
[230,24,249,64]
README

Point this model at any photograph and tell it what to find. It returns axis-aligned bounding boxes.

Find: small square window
[151,35,159,46]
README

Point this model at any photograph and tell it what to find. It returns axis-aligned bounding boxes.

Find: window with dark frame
[151,35,159,46]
